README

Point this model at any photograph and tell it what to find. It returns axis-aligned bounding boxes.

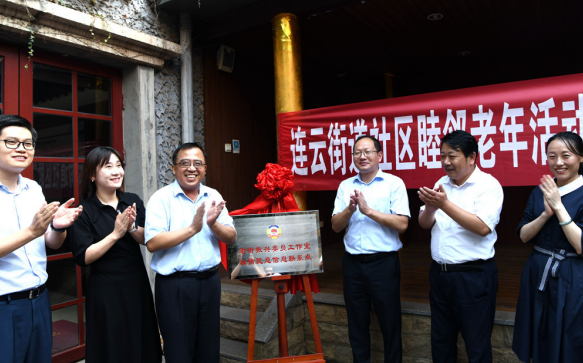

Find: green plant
[89,12,112,45]
[24,0,113,69]
[24,7,35,70]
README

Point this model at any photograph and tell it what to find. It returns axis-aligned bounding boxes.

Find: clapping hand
[29,202,60,238]
[348,192,358,213]
[354,190,372,216]
[191,202,206,234]
[52,198,83,230]
[126,203,137,232]
[418,184,448,211]
[207,200,226,227]
[539,175,562,213]
[112,208,132,239]
[543,198,555,217]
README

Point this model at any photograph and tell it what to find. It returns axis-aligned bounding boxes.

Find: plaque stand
[246,275,325,362]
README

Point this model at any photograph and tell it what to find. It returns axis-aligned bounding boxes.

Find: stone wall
[154,58,182,187]
[192,47,205,146]
[154,49,205,188]
[303,301,522,363]
[55,0,179,42]
[55,0,205,189]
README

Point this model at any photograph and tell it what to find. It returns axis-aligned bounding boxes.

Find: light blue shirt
[145,181,234,275]
[0,175,48,295]
[332,170,410,254]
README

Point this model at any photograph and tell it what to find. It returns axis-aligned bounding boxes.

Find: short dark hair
[546,132,583,157]
[0,114,38,143]
[80,146,125,200]
[354,135,382,153]
[172,142,208,165]
[440,130,479,159]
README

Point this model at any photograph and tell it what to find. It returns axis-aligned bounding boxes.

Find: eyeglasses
[0,139,36,150]
[353,150,378,158]
[175,159,206,169]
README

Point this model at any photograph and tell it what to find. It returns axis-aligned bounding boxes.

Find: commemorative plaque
[228,210,323,280]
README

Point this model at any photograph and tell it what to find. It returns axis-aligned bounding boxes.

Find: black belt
[0,284,45,302]
[433,259,491,272]
[163,264,220,280]
[347,251,397,263]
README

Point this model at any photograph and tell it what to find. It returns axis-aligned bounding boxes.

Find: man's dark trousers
[155,272,221,363]
[0,288,52,363]
[429,259,498,363]
[343,252,402,363]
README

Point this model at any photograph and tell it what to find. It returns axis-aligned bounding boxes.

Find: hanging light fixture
[427,13,444,21]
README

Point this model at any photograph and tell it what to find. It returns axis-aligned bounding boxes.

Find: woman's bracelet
[129,224,138,233]
[559,219,573,226]
[50,220,66,233]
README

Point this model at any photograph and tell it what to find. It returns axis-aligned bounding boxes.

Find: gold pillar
[273,13,307,211]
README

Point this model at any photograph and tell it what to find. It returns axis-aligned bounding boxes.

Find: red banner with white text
[277,73,583,190]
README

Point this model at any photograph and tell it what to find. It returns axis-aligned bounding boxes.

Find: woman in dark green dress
[70,147,161,363]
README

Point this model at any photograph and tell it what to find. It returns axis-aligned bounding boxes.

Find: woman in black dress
[513,132,583,363]
[70,147,161,363]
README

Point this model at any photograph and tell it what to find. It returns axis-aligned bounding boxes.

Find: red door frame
[2,45,123,363]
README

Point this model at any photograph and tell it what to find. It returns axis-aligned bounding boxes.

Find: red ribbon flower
[254,163,294,200]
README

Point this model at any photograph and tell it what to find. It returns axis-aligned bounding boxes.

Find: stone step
[219,337,247,362]
[220,306,265,341]
[221,281,275,312]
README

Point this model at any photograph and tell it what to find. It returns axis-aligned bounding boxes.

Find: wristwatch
[50,220,66,233]
[129,224,138,233]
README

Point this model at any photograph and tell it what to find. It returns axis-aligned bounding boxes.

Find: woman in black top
[70,147,161,363]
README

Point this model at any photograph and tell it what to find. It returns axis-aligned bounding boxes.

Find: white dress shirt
[423,167,504,264]
[145,181,234,275]
[0,176,48,295]
[332,170,410,254]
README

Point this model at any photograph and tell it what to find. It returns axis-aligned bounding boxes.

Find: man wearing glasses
[0,115,82,363]
[331,135,410,362]
[145,142,237,362]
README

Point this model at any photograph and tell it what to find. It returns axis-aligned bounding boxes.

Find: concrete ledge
[303,292,516,326]
[221,306,264,324]
[494,310,516,326]
[255,292,300,343]
[0,0,181,68]
[220,337,247,362]
[219,281,306,360]
[221,282,276,298]
[221,281,298,343]
[307,291,345,306]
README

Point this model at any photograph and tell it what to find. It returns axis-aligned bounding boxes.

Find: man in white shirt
[332,135,410,363]
[0,115,82,363]
[145,142,236,362]
[418,130,503,363]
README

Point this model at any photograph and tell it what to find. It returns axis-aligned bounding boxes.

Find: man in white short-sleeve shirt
[145,142,237,363]
[332,135,410,363]
[418,130,503,363]
[0,115,82,363]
